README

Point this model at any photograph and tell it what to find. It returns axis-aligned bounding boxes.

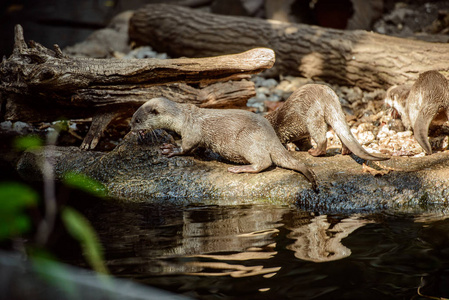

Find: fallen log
[129,4,449,90]
[0,25,273,149]
[2,25,273,95]
[72,80,255,109]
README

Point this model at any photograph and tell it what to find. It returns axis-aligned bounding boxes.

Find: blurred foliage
[62,207,109,274]
[2,133,111,295]
[0,174,108,275]
[0,182,39,240]
[63,172,108,198]
[52,120,69,132]
[13,135,43,151]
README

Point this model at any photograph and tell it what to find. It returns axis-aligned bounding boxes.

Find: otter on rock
[130,97,318,190]
[265,84,388,161]
[384,70,449,155]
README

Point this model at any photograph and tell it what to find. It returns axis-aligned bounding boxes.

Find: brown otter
[130,97,318,190]
[265,84,388,161]
[384,70,449,155]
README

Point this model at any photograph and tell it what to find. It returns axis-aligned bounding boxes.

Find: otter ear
[144,105,159,115]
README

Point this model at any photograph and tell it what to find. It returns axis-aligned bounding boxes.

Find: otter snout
[133,129,150,143]
[138,129,146,140]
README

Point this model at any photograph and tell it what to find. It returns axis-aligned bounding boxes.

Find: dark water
[76,200,449,300]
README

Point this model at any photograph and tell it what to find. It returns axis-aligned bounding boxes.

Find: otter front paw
[308,148,326,157]
[160,143,182,157]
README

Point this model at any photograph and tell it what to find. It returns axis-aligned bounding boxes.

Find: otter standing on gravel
[384,70,449,155]
[130,97,318,190]
[265,84,388,161]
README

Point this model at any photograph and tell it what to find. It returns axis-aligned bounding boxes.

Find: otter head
[131,97,180,137]
[384,85,411,120]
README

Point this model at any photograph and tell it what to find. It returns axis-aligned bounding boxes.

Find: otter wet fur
[130,97,318,191]
[265,84,389,161]
[384,70,449,155]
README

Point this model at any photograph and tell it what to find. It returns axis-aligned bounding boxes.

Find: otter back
[265,84,388,161]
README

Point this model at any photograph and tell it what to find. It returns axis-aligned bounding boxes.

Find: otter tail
[328,114,389,161]
[321,88,389,161]
[413,108,436,155]
[271,152,318,191]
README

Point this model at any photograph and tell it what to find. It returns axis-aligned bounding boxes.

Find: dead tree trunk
[0,25,274,149]
[129,4,449,90]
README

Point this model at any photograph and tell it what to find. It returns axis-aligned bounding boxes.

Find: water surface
[76,201,449,299]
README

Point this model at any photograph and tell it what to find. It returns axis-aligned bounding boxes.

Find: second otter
[384,70,449,155]
[131,97,318,190]
[265,84,388,161]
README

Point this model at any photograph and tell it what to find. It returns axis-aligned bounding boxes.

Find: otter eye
[135,118,141,124]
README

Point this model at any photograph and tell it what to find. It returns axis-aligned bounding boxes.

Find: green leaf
[0,182,39,212]
[61,207,109,274]
[52,120,69,132]
[13,135,43,151]
[62,172,107,198]
[0,214,31,240]
[0,182,38,240]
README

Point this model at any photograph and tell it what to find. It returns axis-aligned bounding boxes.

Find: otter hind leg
[307,118,328,157]
[228,165,261,173]
[341,143,352,155]
[228,152,272,174]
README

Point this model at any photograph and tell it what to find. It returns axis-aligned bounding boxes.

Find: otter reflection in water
[286,215,371,263]
[181,211,371,277]
[87,203,370,278]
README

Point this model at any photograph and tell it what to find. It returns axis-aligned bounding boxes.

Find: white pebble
[0,121,12,130]
[397,131,413,138]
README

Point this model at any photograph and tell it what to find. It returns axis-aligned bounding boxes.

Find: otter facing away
[265,84,389,161]
[384,70,449,155]
[130,97,318,190]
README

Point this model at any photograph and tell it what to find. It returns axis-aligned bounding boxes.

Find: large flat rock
[16,133,449,212]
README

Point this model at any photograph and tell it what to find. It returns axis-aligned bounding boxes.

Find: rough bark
[129,4,449,90]
[73,80,255,108]
[1,25,273,98]
[0,25,272,149]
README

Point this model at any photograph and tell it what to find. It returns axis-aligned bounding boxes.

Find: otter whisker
[150,129,160,145]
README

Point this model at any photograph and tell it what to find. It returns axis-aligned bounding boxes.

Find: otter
[265,84,388,161]
[384,70,449,155]
[130,97,318,190]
